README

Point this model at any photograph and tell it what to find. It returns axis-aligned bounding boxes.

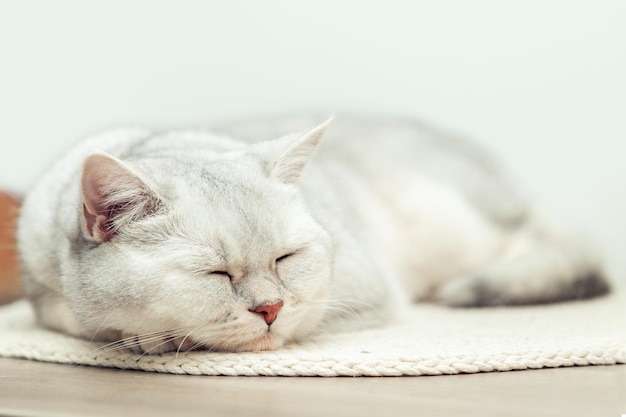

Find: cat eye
[276,253,295,263]
[209,271,232,280]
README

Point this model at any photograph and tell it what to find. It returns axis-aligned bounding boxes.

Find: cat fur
[17,116,610,353]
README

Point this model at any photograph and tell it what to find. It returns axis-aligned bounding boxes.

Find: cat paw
[434,275,504,307]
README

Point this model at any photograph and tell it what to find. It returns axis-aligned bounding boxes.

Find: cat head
[72,119,334,352]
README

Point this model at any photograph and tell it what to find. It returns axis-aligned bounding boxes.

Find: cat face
[70,120,334,352]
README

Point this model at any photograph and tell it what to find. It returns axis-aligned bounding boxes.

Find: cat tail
[435,214,611,307]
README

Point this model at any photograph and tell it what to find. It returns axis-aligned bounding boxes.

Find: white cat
[17,116,609,353]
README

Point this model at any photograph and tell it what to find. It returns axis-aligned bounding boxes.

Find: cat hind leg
[435,229,611,307]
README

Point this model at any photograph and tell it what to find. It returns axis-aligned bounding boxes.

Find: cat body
[17,116,609,353]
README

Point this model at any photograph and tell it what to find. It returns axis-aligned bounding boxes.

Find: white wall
[1,0,624,285]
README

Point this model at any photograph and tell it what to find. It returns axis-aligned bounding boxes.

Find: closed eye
[209,271,232,280]
[276,253,295,263]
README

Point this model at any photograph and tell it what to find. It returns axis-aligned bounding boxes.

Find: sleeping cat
[17,116,610,354]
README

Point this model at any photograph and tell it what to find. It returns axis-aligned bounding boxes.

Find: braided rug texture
[0,294,624,376]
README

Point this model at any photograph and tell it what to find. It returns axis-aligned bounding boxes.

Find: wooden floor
[0,357,623,417]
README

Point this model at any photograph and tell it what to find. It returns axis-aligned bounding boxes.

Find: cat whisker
[136,334,187,358]
[322,305,365,327]
[88,311,117,342]
[174,324,205,358]
[304,300,364,327]
[91,328,190,354]
[92,340,132,355]
[309,298,377,310]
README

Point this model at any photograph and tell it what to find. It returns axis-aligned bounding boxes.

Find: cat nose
[250,301,284,325]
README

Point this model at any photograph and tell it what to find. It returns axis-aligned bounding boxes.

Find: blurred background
[0,0,624,287]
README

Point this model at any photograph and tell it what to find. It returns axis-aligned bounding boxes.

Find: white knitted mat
[0,294,624,377]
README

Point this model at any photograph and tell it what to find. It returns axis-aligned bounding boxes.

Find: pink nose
[250,301,284,325]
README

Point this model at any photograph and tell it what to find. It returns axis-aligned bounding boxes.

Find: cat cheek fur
[70,208,334,352]
[202,237,334,351]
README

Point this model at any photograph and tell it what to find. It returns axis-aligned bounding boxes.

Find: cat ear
[81,152,162,242]
[268,118,333,184]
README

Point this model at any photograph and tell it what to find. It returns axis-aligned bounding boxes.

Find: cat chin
[230,333,285,352]
[188,332,285,353]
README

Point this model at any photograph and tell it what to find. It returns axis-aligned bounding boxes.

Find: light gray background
[1,1,624,287]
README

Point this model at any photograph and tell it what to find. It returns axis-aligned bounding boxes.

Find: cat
[17,115,610,354]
